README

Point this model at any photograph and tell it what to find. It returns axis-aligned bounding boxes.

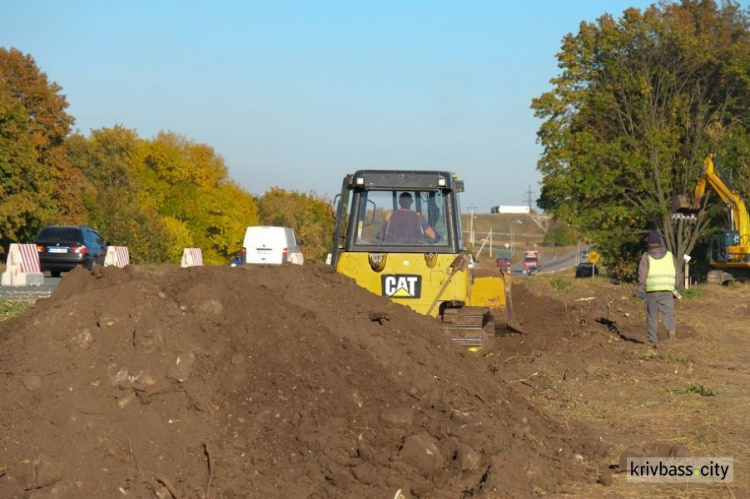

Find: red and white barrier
[181,248,203,267]
[1,243,44,286]
[288,251,304,265]
[104,246,130,268]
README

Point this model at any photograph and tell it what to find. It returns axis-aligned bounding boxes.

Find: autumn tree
[532,0,750,277]
[257,189,335,263]
[0,48,86,250]
[68,128,259,264]
[67,126,171,263]
[135,132,258,264]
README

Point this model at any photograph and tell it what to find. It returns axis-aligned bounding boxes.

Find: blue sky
[1,0,665,211]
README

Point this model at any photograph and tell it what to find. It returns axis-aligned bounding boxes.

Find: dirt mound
[0,264,606,498]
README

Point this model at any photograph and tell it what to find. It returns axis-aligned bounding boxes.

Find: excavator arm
[672,153,750,262]
[694,154,750,239]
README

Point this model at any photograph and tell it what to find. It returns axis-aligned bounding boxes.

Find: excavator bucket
[671,194,699,221]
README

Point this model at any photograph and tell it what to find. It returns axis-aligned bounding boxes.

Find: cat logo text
[382,275,421,299]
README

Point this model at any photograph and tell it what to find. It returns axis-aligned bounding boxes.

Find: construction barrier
[181,248,203,268]
[1,243,45,286]
[288,252,305,265]
[104,246,130,268]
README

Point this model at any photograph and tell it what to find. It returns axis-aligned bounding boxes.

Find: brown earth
[0,264,608,499]
[492,274,750,498]
[1,264,747,498]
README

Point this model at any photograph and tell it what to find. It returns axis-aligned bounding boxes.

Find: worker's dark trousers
[646,290,675,342]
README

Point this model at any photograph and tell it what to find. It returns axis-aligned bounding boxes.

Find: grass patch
[0,301,31,321]
[550,276,572,294]
[680,287,702,299]
[675,384,716,397]
[656,352,690,364]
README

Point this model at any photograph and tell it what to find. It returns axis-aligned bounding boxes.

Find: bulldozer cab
[330,171,464,264]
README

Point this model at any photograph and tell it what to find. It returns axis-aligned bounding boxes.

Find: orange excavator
[672,153,750,284]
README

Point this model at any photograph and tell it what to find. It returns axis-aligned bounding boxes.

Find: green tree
[542,223,579,247]
[531,1,750,277]
[257,188,335,263]
[0,48,86,249]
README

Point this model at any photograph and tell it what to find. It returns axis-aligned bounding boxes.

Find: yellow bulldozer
[329,170,520,345]
[672,153,750,284]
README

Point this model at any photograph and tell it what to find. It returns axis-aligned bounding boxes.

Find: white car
[242,226,304,265]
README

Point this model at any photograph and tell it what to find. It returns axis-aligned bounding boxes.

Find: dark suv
[35,226,107,277]
[575,262,599,278]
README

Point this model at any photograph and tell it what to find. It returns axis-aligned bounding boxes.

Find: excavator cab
[707,231,740,264]
[330,170,519,346]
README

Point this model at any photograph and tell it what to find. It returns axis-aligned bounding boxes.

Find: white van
[243,226,304,265]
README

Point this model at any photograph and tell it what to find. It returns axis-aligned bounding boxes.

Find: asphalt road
[538,249,581,273]
[0,276,60,301]
[509,247,586,275]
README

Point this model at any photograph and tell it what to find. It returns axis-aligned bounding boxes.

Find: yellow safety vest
[646,252,676,292]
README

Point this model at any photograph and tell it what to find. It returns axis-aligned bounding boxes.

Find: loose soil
[0,264,605,499]
[494,274,750,498]
[1,264,747,498]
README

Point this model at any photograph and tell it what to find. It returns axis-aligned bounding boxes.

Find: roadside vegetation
[0,301,31,321]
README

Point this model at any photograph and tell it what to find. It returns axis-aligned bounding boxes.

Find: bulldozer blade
[440,266,523,345]
[498,273,524,335]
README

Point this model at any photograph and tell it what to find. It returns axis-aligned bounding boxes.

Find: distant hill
[460,213,549,250]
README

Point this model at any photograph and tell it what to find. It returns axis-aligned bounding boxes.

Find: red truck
[495,251,511,272]
[523,250,540,274]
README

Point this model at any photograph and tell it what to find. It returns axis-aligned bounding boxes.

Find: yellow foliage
[161,216,194,263]
[127,131,259,264]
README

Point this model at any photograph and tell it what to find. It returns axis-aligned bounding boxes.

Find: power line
[524,185,535,211]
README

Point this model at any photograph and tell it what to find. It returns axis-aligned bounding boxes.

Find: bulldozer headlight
[356,177,364,186]
[369,253,386,271]
[437,177,446,187]
[424,252,438,268]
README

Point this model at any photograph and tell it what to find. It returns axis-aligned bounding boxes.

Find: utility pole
[511,220,523,255]
[467,204,478,245]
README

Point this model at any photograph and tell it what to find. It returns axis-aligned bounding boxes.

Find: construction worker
[381,192,438,244]
[637,230,679,346]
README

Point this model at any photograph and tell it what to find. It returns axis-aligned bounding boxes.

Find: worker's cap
[399,192,413,203]
[648,230,662,245]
